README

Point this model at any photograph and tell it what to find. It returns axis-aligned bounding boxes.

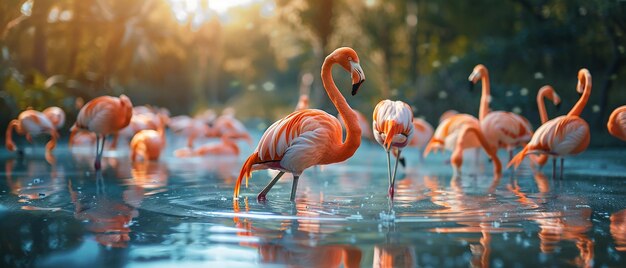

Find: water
[1,136,626,267]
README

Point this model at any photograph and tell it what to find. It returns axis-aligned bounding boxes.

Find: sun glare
[168,0,260,24]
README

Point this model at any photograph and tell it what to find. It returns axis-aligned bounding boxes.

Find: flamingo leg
[290,175,300,201]
[95,135,106,170]
[390,149,401,199]
[386,150,392,190]
[560,158,564,180]
[257,171,284,201]
[552,157,556,180]
[508,149,513,163]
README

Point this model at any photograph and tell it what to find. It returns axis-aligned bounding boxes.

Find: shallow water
[1,136,626,267]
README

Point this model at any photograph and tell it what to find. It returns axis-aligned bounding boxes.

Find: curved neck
[537,88,549,124]
[321,58,361,162]
[454,127,501,174]
[479,70,490,121]
[568,72,591,117]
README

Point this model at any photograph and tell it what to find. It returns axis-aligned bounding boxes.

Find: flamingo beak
[555,102,562,110]
[468,71,480,87]
[350,61,365,96]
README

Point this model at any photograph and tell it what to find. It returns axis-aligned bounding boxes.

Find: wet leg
[390,149,402,199]
[560,158,564,180]
[290,175,300,201]
[257,171,284,201]
[386,150,392,190]
[552,157,556,180]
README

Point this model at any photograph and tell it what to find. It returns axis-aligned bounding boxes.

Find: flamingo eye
[347,56,353,61]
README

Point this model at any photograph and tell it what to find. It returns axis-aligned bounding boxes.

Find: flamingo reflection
[232,198,362,267]
[5,158,64,203]
[610,209,626,252]
[68,173,144,248]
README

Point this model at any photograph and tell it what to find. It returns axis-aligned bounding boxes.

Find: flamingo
[508,69,592,179]
[70,95,133,170]
[175,134,240,157]
[130,128,165,162]
[168,115,213,148]
[531,85,562,168]
[5,110,59,158]
[450,125,502,177]
[213,111,252,144]
[469,64,534,161]
[233,47,365,201]
[42,106,66,129]
[424,113,481,157]
[372,100,414,199]
[608,105,626,141]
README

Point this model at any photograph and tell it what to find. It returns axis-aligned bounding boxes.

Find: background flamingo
[212,109,252,144]
[608,105,626,141]
[5,110,59,159]
[168,115,213,148]
[531,85,562,168]
[70,94,133,170]
[130,128,165,162]
[509,69,592,179]
[424,113,481,157]
[234,47,365,201]
[450,125,502,177]
[175,134,240,157]
[372,99,414,199]
[42,106,66,130]
[469,64,534,161]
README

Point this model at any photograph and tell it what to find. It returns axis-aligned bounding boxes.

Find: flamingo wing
[608,106,626,141]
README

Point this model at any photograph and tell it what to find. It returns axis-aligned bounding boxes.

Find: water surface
[1,137,626,267]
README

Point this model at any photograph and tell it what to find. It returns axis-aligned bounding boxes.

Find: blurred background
[0,0,625,145]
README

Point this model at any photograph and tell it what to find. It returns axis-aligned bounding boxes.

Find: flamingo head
[468,64,488,85]
[576,68,591,95]
[330,47,365,95]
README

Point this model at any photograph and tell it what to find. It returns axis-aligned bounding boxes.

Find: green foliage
[0,0,625,145]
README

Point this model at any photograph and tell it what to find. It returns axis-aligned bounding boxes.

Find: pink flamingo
[372,100,414,199]
[5,110,58,158]
[234,47,365,201]
[530,85,562,168]
[130,127,165,162]
[42,106,65,129]
[509,69,592,179]
[608,105,626,141]
[213,111,252,144]
[424,113,481,157]
[70,95,133,170]
[450,125,502,177]
[175,134,240,157]
[168,115,213,148]
[469,64,534,161]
